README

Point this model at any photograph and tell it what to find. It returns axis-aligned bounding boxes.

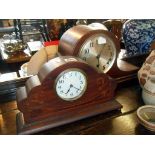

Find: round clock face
[78,33,117,73]
[55,69,87,101]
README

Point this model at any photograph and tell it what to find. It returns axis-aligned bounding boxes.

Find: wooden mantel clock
[58,25,139,81]
[16,56,122,135]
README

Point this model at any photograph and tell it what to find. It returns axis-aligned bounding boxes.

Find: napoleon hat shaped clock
[16,56,121,134]
[58,25,139,79]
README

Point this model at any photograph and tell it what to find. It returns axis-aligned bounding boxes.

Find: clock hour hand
[65,84,73,94]
[96,50,102,68]
[96,57,100,68]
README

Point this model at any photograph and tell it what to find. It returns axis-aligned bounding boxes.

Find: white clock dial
[79,34,116,73]
[55,69,87,101]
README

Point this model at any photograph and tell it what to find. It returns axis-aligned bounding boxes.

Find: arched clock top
[59,25,120,57]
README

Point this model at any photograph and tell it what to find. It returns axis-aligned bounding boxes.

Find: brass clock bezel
[55,68,87,101]
[78,33,117,73]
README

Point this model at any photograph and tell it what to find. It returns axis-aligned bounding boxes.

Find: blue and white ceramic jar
[122,19,155,57]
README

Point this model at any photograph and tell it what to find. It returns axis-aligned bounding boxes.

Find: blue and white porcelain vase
[122,19,155,57]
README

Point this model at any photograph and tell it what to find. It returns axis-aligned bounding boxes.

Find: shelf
[22,32,41,36]
[14,19,47,42]
[0,72,18,83]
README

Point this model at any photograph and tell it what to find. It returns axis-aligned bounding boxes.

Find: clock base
[16,99,122,135]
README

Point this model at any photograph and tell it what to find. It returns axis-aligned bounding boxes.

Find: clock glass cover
[79,34,116,73]
[55,69,87,101]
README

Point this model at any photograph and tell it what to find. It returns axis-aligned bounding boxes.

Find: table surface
[0,84,154,135]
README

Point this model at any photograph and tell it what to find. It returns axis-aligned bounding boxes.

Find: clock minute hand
[71,84,81,91]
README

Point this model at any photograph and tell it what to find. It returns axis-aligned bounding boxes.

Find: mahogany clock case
[16,56,122,135]
[58,25,139,79]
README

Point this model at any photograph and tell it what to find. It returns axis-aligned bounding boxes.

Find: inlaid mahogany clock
[16,56,122,134]
[58,25,139,80]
